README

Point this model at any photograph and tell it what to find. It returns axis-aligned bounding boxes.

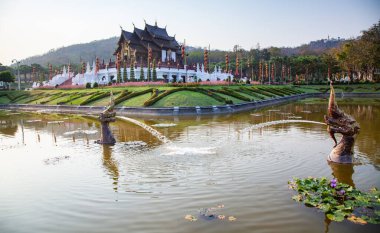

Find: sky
[0,0,379,65]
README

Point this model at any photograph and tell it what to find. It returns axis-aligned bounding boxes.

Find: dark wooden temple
[114,22,182,66]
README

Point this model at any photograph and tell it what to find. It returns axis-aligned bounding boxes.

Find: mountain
[19,36,346,67]
[21,37,119,66]
[280,37,346,56]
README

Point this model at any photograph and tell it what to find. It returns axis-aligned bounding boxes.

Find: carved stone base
[96,116,116,145]
[327,135,355,164]
[327,152,353,164]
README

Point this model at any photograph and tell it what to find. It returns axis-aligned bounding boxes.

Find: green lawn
[2,83,379,107]
[0,96,11,104]
[152,91,223,107]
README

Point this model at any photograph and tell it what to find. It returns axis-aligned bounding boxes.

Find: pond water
[0,98,379,233]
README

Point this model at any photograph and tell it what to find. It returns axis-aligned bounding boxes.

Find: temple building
[38,22,232,88]
[114,22,182,66]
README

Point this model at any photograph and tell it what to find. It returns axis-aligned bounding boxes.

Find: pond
[0,98,379,233]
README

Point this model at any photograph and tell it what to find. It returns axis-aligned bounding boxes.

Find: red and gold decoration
[32,66,36,82]
[235,54,239,76]
[82,62,86,75]
[48,63,53,80]
[259,61,262,81]
[225,54,229,73]
[204,48,209,73]
[95,57,100,74]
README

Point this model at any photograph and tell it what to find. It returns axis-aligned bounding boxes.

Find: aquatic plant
[288,177,380,224]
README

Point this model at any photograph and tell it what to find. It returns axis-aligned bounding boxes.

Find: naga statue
[96,91,116,145]
[324,83,360,163]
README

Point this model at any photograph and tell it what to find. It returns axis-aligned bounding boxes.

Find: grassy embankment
[0,84,379,107]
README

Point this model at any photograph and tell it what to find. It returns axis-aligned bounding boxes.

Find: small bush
[93,82,98,88]
[85,83,91,88]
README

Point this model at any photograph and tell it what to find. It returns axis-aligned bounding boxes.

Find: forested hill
[21,37,119,66]
[20,36,345,67]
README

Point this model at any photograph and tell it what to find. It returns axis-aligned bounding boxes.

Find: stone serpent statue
[96,91,116,144]
[324,83,360,163]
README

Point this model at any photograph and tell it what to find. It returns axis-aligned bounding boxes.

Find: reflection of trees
[102,145,119,193]
[113,120,161,144]
[0,119,18,136]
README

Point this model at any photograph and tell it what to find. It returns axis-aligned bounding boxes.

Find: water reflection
[328,161,355,187]
[0,119,18,136]
[102,145,119,193]
[0,100,379,233]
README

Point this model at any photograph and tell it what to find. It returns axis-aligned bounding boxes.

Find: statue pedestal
[96,111,116,145]
[327,136,354,164]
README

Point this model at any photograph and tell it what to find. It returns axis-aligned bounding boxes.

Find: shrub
[93,82,98,88]
[85,83,91,88]
[251,88,277,98]
[143,87,232,107]
[79,92,109,105]
[217,88,251,101]
[238,87,265,100]
[114,88,153,105]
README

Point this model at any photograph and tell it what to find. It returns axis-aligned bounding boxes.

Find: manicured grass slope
[11,84,380,107]
[152,91,222,107]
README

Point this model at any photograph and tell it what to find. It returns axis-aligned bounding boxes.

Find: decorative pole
[225,54,229,73]
[49,63,53,80]
[96,57,100,74]
[235,54,239,77]
[271,63,275,83]
[204,48,208,73]
[259,61,262,84]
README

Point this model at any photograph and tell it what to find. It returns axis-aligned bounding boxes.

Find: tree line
[2,20,379,85]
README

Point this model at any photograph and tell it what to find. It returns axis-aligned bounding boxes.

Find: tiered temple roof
[115,22,181,57]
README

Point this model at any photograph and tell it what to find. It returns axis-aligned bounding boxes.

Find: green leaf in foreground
[289,177,380,224]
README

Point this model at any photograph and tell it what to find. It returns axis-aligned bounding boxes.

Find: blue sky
[0,0,379,65]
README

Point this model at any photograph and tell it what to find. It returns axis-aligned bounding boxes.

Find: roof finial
[144,19,146,25]
[119,25,123,31]
[155,19,157,27]
[132,22,135,28]
[165,25,167,29]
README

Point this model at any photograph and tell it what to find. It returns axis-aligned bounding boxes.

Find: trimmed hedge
[238,87,266,100]
[218,88,252,101]
[79,92,109,106]
[4,92,29,102]
[40,93,68,104]
[257,87,285,97]
[56,92,90,105]
[143,87,232,107]
[143,88,184,106]
[115,88,153,105]
[251,88,277,98]
[113,90,131,104]
[143,88,160,105]
[23,93,50,104]
[194,88,232,104]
